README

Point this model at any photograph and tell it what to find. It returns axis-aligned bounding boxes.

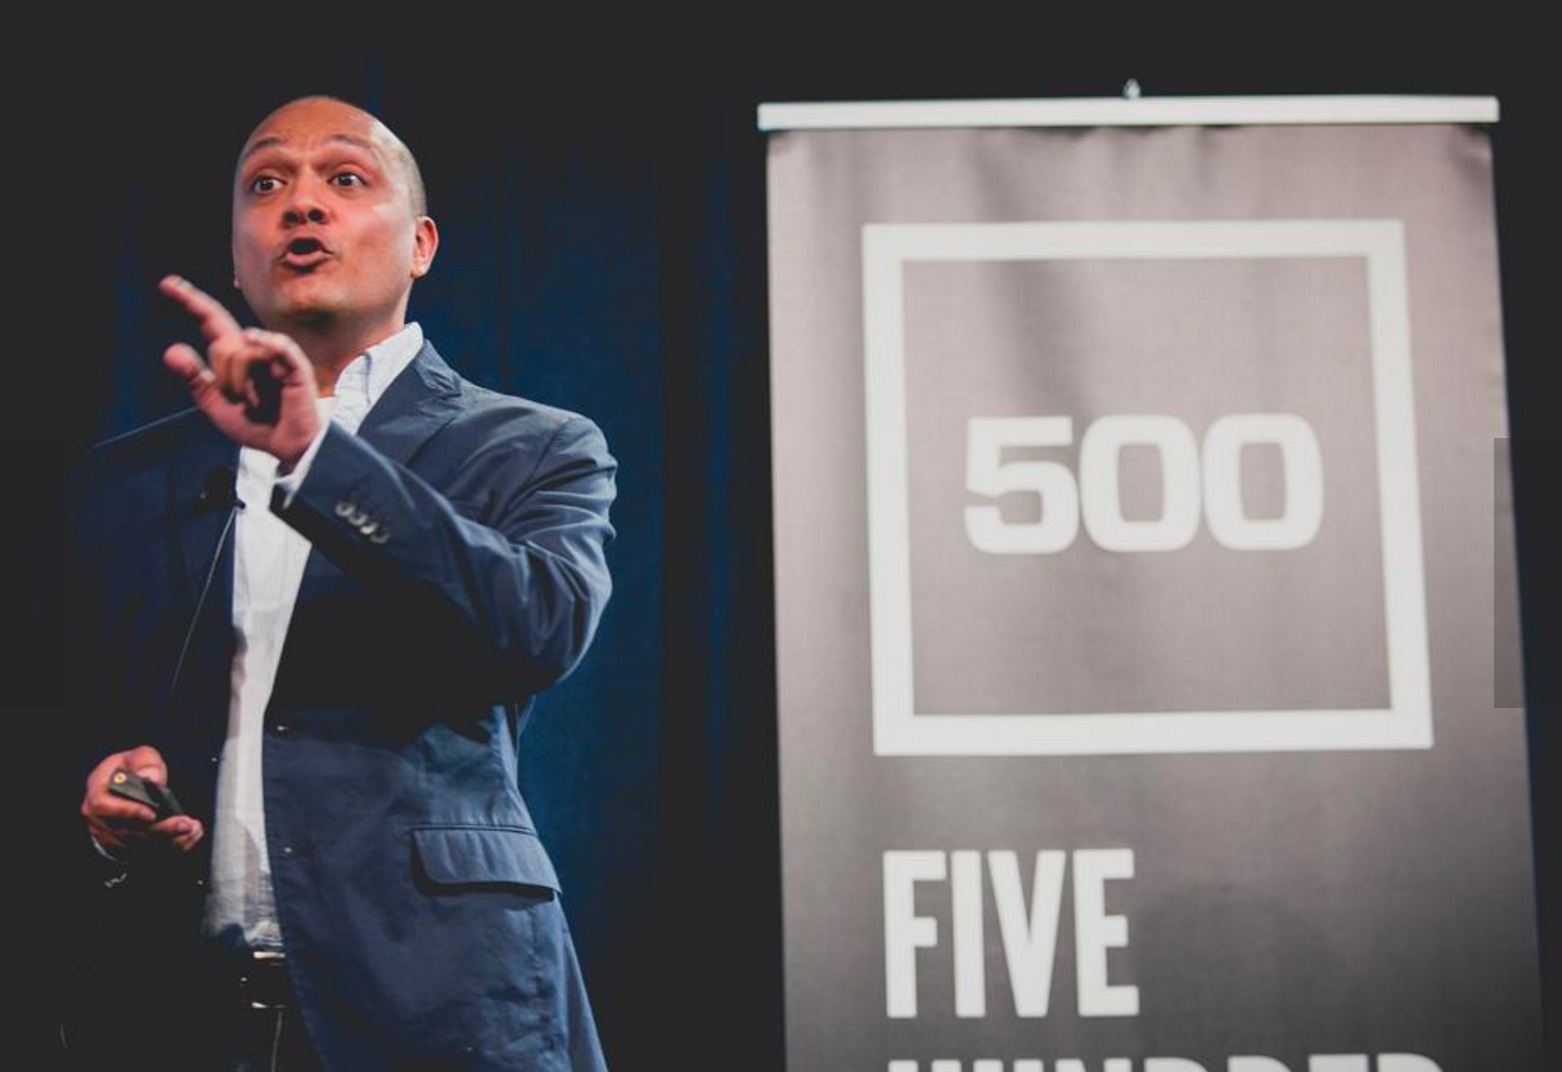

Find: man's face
[232,98,436,335]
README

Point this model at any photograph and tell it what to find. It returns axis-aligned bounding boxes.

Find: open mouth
[281,237,330,269]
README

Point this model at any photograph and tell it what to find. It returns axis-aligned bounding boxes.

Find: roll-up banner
[762,97,1539,1072]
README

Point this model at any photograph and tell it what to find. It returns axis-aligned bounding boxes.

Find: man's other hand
[81,746,204,855]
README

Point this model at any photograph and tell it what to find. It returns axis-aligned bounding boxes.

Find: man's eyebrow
[238,133,382,167]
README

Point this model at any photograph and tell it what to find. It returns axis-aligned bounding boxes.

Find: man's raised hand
[160,275,321,472]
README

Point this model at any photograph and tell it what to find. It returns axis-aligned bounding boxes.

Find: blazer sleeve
[273,412,616,698]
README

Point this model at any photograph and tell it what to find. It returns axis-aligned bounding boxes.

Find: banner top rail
[756,95,1499,131]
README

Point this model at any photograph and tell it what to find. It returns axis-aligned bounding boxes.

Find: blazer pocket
[410,824,561,896]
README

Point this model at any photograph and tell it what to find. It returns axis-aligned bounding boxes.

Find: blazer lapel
[357,341,466,467]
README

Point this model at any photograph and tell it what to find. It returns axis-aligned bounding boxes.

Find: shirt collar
[329,321,425,436]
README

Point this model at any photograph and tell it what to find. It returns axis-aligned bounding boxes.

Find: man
[64,95,615,1071]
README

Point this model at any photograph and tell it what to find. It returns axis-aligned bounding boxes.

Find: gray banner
[769,123,1539,1071]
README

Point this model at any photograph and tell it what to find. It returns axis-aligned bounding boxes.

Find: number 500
[964,414,1324,554]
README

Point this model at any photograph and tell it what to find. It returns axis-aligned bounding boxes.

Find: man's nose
[282,179,329,225]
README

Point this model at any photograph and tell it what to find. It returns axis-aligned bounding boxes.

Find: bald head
[237,95,427,216]
[228,93,440,350]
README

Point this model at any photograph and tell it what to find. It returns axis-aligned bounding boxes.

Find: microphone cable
[167,468,244,696]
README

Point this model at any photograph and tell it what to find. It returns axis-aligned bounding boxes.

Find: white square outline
[863,220,1431,755]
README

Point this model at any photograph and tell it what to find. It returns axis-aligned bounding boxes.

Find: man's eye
[331,172,365,187]
[250,176,280,194]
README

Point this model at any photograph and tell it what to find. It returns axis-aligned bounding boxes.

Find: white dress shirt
[202,322,425,951]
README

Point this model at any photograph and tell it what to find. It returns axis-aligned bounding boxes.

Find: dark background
[5,20,1554,1069]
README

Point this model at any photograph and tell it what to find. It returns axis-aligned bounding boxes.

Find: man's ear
[410,216,439,280]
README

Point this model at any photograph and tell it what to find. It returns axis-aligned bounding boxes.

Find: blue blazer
[65,341,615,1071]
